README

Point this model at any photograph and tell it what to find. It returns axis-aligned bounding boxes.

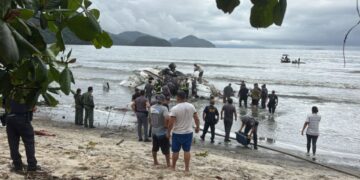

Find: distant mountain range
[41,29,215,48]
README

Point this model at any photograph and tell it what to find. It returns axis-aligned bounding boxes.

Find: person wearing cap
[132,90,151,142]
[167,90,200,172]
[267,90,278,114]
[200,98,219,143]
[260,84,268,109]
[82,86,95,128]
[74,88,84,125]
[239,115,259,149]
[149,94,170,167]
[194,64,204,84]
[223,83,234,103]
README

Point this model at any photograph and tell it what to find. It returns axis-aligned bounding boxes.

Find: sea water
[40,45,360,168]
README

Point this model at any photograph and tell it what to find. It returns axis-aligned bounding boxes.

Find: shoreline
[0,116,359,179]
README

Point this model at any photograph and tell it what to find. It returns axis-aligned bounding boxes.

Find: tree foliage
[216,0,287,28]
[0,0,112,108]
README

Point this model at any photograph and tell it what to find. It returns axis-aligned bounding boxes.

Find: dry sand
[0,117,358,180]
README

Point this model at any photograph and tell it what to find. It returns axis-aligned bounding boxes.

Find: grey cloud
[92,0,360,47]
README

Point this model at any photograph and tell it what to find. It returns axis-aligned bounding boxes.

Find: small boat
[280,54,291,63]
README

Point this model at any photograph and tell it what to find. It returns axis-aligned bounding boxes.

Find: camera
[0,114,6,126]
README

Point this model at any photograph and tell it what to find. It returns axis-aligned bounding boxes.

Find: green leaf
[40,13,48,29]
[216,0,240,14]
[67,13,101,41]
[68,0,83,10]
[18,9,35,20]
[42,92,59,106]
[250,0,277,28]
[0,20,20,65]
[273,0,287,26]
[49,65,60,83]
[33,57,48,83]
[48,87,61,94]
[56,31,65,51]
[48,21,58,32]
[49,43,61,56]
[84,0,92,9]
[27,24,47,51]
[67,49,72,60]
[89,9,100,19]
[67,58,76,63]
[12,28,41,55]
[0,0,11,18]
[96,31,113,48]
[59,67,72,95]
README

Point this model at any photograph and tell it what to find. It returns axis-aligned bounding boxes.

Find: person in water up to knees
[301,106,321,160]
[221,98,237,142]
[193,64,204,84]
[267,90,278,115]
[150,94,171,167]
[250,83,261,107]
[200,98,219,143]
[239,115,259,150]
[145,79,154,103]
[223,83,234,103]
[238,82,249,108]
[132,90,151,142]
[260,84,268,109]
[82,86,95,128]
[167,90,200,172]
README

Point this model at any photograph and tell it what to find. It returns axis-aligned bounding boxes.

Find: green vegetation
[0,0,112,108]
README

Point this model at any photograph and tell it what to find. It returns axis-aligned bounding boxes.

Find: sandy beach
[0,116,358,180]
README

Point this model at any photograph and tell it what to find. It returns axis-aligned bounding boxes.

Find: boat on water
[120,67,220,99]
[281,54,291,63]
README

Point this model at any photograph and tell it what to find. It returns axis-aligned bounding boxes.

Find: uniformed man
[200,98,219,143]
[260,84,268,109]
[74,88,84,125]
[180,79,190,99]
[239,115,259,150]
[144,79,154,103]
[82,86,95,128]
[2,97,39,172]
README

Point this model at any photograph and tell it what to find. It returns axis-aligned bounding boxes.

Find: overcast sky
[92,0,360,47]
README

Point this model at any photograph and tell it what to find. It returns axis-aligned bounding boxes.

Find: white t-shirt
[169,102,196,134]
[305,114,321,136]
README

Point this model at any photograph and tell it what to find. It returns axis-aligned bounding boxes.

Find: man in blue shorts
[167,90,200,172]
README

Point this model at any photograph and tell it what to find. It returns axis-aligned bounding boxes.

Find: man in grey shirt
[132,90,150,142]
[150,94,170,167]
[221,98,237,142]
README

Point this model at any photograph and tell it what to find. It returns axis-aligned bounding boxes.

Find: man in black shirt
[3,98,38,172]
[200,99,219,143]
[267,90,278,114]
[238,84,249,108]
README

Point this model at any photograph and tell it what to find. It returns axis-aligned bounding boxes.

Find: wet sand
[0,117,358,180]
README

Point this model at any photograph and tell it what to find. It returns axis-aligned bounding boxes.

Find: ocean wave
[348,70,360,74]
[86,59,262,69]
[208,76,360,90]
[278,95,359,104]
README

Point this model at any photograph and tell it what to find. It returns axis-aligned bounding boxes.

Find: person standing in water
[250,83,261,107]
[223,83,234,103]
[267,90,278,114]
[194,64,204,84]
[145,79,154,103]
[238,82,249,108]
[260,84,268,109]
[301,106,321,160]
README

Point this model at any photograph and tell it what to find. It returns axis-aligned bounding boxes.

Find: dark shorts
[152,135,170,155]
[172,133,193,153]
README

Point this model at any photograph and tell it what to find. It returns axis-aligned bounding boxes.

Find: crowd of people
[223,81,278,114]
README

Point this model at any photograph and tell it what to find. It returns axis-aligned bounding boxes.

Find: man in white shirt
[167,90,200,172]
